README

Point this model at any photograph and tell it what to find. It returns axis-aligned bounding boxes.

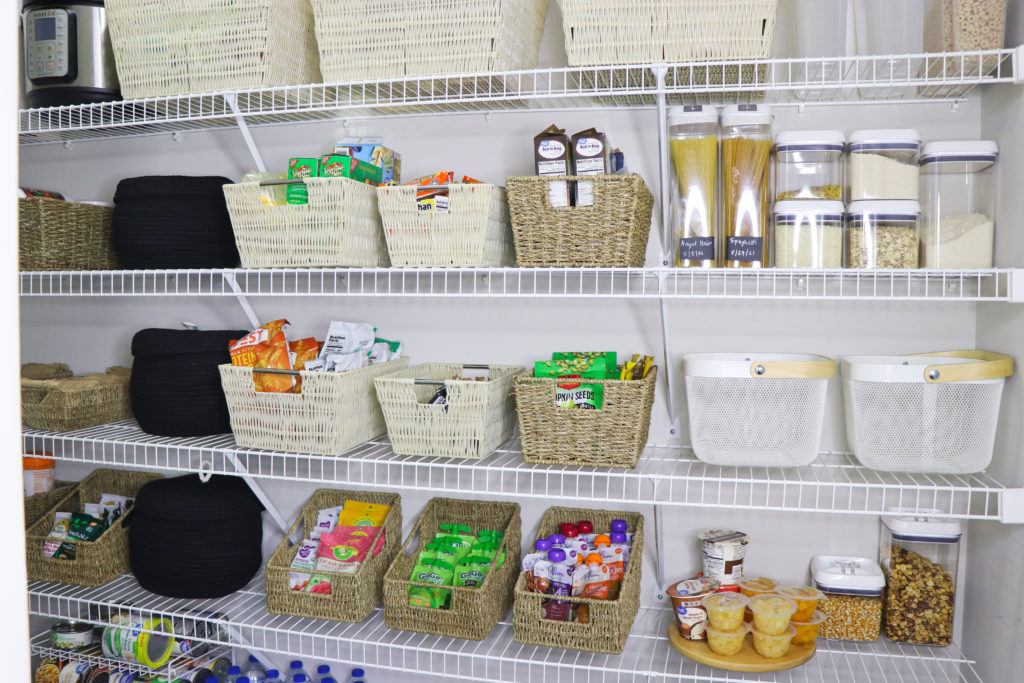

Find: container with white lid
[772,200,844,268]
[721,105,773,268]
[668,105,719,267]
[919,140,998,269]
[879,508,961,646]
[811,555,885,642]
[845,200,920,268]
[849,129,921,201]
[774,130,845,202]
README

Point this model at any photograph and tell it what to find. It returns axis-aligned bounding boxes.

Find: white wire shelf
[19,48,1020,145]
[28,573,983,683]
[24,420,1007,520]
[29,631,230,680]
[18,267,1019,301]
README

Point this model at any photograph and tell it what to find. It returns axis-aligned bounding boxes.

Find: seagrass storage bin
[219,358,409,456]
[19,198,118,271]
[376,184,515,267]
[310,0,547,82]
[26,469,164,586]
[374,363,523,459]
[24,481,74,529]
[506,175,654,267]
[266,488,402,622]
[224,177,389,268]
[22,366,133,432]
[106,0,321,99]
[513,367,657,468]
[513,506,644,654]
[383,497,521,640]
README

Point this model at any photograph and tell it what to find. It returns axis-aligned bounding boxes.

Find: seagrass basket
[22,366,132,432]
[19,198,118,271]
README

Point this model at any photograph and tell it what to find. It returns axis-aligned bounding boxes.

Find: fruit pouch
[305,574,332,595]
[453,556,491,588]
[229,319,295,393]
[337,500,390,528]
[407,558,454,609]
[289,571,311,592]
[580,555,610,600]
[542,562,574,621]
[438,524,475,550]
[310,506,342,540]
[315,526,378,574]
[290,538,320,572]
[472,540,506,568]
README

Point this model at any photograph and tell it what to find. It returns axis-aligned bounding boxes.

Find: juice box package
[319,155,384,186]
[287,158,320,204]
[332,141,402,184]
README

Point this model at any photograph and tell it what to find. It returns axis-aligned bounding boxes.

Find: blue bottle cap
[548,534,566,545]
[321,679,335,683]
[293,676,306,683]
[290,663,303,671]
[316,666,329,675]
[351,670,364,679]
[547,548,566,562]
[228,668,241,676]
[206,678,219,683]
[237,678,250,683]
[534,538,551,551]
[266,672,279,680]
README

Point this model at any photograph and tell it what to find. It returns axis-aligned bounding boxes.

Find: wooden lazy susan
[667,624,816,673]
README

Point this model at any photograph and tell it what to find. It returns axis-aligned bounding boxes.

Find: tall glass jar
[772,200,844,268]
[774,130,845,202]
[846,200,920,269]
[669,105,719,267]
[849,129,920,201]
[721,104,773,268]
[919,140,998,269]
[880,509,962,646]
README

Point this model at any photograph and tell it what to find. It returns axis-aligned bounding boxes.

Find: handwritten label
[679,237,715,262]
[726,236,763,263]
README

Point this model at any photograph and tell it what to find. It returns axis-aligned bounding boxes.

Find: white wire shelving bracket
[28,573,984,683]
[23,421,1010,521]
[18,267,1020,300]
[18,48,1019,145]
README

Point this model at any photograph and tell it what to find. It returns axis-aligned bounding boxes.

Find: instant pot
[22,1,119,107]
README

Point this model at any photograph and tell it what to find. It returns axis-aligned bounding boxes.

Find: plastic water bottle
[287,662,307,683]
[226,666,242,683]
[292,674,308,683]
[343,669,365,683]
[244,656,267,683]
[264,670,281,683]
[320,678,336,683]
[312,666,331,683]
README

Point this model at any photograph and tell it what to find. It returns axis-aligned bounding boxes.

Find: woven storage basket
[506,175,654,267]
[266,488,402,622]
[19,198,118,271]
[224,177,389,268]
[513,367,657,468]
[310,0,546,82]
[375,363,523,459]
[24,481,74,530]
[105,0,320,99]
[377,184,514,267]
[220,358,409,456]
[26,469,164,586]
[513,506,644,654]
[383,497,521,640]
[22,367,133,433]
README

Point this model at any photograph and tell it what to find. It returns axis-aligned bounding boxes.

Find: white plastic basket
[841,351,1013,474]
[559,0,778,66]
[376,184,515,267]
[309,0,547,82]
[219,358,409,456]
[106,0,321,99]
[683,353,835,467]
[224,177,388,268]
[374,363,524,459]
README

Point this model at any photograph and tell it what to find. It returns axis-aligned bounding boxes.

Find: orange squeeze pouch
[229,319,295,392]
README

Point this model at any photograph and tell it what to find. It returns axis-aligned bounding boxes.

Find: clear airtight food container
[772,200,844,268]
[811,555,884,642]
[669,105,719,267]
[849,130,921,201]
[774,130,845,201]
[721,104,773,268]
[845,200,920,269]
[919,141,998,269]
[880,509,962,646]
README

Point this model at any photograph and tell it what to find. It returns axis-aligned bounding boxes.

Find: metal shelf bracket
[223,449,300,544]
[224,92,266,173]
[1000,488,1024,523]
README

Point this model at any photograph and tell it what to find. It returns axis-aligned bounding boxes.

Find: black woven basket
[130,474,264,598]
[113,176,238,269]
[130,329,248,437]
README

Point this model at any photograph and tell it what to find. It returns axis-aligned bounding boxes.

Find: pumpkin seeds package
[229,319,295,393]
[453,556,492,588]
[407,558,454,608]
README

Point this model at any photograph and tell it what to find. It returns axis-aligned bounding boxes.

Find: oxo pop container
[845,200,920,269]
[683,353,835,467]
[772,200,844,268]
[774,130,845,201]
[669,105,719,267]
[880,509,962,646]
[919,141,998,269]
[811,555,884,642]
[841,351,1013,473]
[849,130,921,201]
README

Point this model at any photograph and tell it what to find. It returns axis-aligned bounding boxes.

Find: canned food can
[52,621,94,649]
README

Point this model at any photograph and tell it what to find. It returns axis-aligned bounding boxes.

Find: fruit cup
[791,610,827,647]
[776,585,824,622]
[706,622,749,656]
[700,592,749,632]
[748,594,797,636]
[752,624,797,658]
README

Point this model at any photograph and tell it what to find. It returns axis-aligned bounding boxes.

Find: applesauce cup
[791,610,827,647]
[738,576,777,621]
[706,622,749,656]
[752,624,797,658]
[776,585,824,622]
[748,594,797,635]
[700,592,749,632]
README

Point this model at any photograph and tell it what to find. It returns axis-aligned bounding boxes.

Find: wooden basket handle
[908,350,1014,383]
[748,359,836,379]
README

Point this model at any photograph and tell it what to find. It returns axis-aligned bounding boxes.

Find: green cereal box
[287,157,320,204]
[319,155,383,186]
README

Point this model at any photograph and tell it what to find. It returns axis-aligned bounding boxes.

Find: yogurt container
[698,529,749,585]
[666,577,719,640]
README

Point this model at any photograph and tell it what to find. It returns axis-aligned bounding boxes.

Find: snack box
[332,143,401,184]
[319,155,384,186]
[287,157,320,204]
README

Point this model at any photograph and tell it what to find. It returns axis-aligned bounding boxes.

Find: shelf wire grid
[18,268,1016,301]
[29,631,230,679]
[23,421,1005,520]
[19,49,1018,145]
[28,574,983,683]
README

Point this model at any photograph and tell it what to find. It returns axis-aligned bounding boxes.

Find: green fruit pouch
[453,556,492,588]
[424,539,464,564]
[407,558,454,608]
[287,157,320,204]
[438,524,475,550]
[472,541,506,568]
[477,529,505,544]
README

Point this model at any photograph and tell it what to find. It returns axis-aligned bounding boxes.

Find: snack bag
[289,337,321,392]
[337,500,391,527]
[324,353,368,372]
[98,494,132,523]
[315,526,378,574]
[305,574,332,595]
[229,319,295,393]
[42,512,72,558]
[310,506,342,540]
[66,511,109,542]
[319,321,376,358]
[290,538,320,572]
[407,558,454,608]
[368,338,402,364]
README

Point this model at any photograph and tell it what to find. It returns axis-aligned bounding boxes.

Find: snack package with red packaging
[229,319,295,393]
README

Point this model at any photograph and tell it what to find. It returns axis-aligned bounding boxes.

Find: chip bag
[289,337,320,392]
[229,319,295,393]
